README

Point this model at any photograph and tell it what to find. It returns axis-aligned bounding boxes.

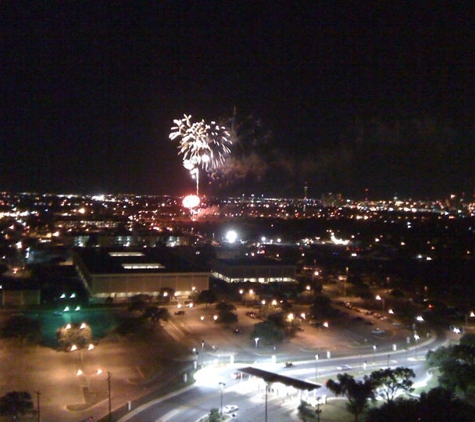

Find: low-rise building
[73,246,209,302]
[211,257,297,284]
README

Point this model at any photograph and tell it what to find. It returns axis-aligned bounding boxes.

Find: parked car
[175,310,185,315]
[285,361,294,368]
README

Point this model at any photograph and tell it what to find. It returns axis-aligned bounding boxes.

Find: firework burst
[169,115,232,195]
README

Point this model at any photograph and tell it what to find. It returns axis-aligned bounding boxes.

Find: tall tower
[303,182,308,213]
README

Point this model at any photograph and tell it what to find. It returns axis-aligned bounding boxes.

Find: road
[0,301,454,421]
[118,322,448,422]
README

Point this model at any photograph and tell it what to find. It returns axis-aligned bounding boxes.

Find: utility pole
[219,382,225,415]
[35,391,41,422]
[316,402,322,422]
[107,372,112,422]
[265,384,268,422]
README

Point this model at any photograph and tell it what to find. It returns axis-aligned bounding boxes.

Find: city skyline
[2,2,475,199]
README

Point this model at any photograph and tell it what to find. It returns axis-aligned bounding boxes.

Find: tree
[326,373,375,422]
[426,334,475,397]
[417,387,475,422]
[369,367,415,403]
[366,397,420,422]
[208,407,222,422]
[128,300,147,313]
[197,290,216,307]
[56,323,92,351]
[366,387,475,422]
[0,391,34,418]
[0,315,41,344]
[215,301,236,312]
[144,306,170,323]
[250,320,284,345]
[298,400,318,421]
[216,310,238,326]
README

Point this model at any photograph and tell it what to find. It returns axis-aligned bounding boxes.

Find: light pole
[316,401,322,422]
[344,266,348,296]
[219,382,226,415]
[265,383,269,422]
[315,354,319,381]
[35,391,40,422]
[254,337,260,349]
[373,345,377,365]
[465,311,475,331]
[414,333,420,359]
[375,295,384,312]
[107,372,112,422]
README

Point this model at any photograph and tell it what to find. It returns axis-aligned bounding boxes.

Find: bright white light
[225,230,238,243]
[331,234,350,245]
[183,195,200,209]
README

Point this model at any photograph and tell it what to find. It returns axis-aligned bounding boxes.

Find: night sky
[2,1,475,200]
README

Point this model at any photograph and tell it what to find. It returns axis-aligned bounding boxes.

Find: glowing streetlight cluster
[169,114,232,196]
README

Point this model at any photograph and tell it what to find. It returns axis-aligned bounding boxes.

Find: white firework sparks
[169,115,232,195]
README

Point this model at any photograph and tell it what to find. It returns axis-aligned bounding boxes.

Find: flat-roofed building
[73,247,209,302]
[211,257,297,284]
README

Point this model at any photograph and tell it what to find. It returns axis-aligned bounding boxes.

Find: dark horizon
[2,2,475,199]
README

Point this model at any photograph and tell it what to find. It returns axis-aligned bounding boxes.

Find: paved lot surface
[0,299,418,421]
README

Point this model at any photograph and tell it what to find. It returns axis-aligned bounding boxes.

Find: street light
[373,345,377,365]
[414,333,420,359]
[315,354,319,380]
[344,266,348,296]
[107,372,112,422]
[219,382,226,415]
[465,311,475,330]
[265,383,270,422]
[254,337,260,349]
[35,391,40,422]
[375,295,384,312]
[316,401,322,422]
